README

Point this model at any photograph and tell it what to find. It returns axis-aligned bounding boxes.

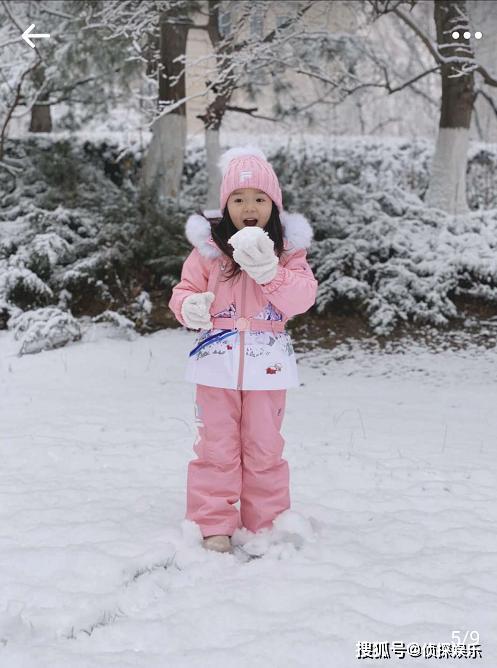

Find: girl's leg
[186,384,243,537]
[239,389,290,533]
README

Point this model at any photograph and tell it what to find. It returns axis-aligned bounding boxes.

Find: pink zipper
[236,270,247,390]
[212,259,246,390]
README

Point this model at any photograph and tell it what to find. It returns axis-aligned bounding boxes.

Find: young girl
[168,146,318,554]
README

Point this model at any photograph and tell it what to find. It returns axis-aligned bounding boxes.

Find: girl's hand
[233,247,279,284]
[229,228,279,284]
[181,291,215,330]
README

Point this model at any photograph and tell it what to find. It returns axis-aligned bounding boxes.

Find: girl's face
[227,187,273,231]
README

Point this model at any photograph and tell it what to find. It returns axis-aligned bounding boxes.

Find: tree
[84,0,203,205]
[168,0,361,208]
[141,6,190,203]
[84,0,364,208]
[425,0,475,214]
[0,0,138,157]
[367,0,497,214]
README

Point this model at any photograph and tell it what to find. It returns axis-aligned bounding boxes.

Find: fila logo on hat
[239,170,252,182]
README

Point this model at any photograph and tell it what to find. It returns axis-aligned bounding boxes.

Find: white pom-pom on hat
[218,145,268,176]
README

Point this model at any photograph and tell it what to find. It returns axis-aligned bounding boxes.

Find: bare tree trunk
[29,101,52,133]
[28,64,52,133]
[0,58,40,160]
[425,0,475,215]
[201,81,228,209]
[205,127,221,210]
[141,12,188,204]
[199,2,236,210]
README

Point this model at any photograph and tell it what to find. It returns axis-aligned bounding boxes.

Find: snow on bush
[267,139,497,335]
[0,139,138,323]
[309,194,497,334]
[0,264,54,306]
[126,290,152,328]
[90,309,137,340]
[197,137,497,335]
[1,134,497,338]
[9,307,81,355]
[135,291,152,315]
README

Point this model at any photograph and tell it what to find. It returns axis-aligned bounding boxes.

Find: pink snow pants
[186,383,290,537]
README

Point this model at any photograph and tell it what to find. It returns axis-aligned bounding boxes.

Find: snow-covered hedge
[1,133,497,340]
[0,135,190,339]
[308,188,497,334]
[9,306,81,355]
[187,138,497,335]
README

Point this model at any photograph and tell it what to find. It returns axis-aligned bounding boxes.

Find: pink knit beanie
[218,146,283,212]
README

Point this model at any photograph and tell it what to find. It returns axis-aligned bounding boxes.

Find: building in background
[185,0,497,143]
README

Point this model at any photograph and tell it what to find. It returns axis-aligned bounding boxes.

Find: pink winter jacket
[168,209,318,390]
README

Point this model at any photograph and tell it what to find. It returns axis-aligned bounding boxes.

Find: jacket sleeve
[168,247,210,328]
[259,247,318,318]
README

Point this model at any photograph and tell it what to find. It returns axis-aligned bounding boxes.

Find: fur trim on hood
[185,209,314,260]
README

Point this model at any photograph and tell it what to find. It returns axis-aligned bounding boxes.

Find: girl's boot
[202,535,233,553]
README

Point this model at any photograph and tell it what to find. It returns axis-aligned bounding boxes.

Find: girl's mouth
[243,219,258,226]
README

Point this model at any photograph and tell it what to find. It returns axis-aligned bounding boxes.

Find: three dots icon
[452,30,482,39]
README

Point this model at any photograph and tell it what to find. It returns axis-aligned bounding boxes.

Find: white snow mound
[228,226,270,252]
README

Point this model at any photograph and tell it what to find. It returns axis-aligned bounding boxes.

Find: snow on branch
[391,4,497,87]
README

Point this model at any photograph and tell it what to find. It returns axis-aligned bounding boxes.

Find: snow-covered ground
[1,323,496,667]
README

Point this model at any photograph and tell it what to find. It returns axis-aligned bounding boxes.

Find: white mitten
[228,227,279,284]
[181,291,215,330]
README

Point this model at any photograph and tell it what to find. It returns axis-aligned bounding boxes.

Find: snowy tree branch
[392,4,497,87]
[223,104,279,122]
[476,88,497,119]
[37,2,74,21]
[381,64,440,94]
[0,55,41,160]
[391,5,439,62]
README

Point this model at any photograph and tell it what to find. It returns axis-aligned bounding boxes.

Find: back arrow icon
[22,24,50,49]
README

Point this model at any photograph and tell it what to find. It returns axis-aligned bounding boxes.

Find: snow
[3,134,497,337]
[1,323,496,666]
[228,225,269,251]
[9,306,81,355]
